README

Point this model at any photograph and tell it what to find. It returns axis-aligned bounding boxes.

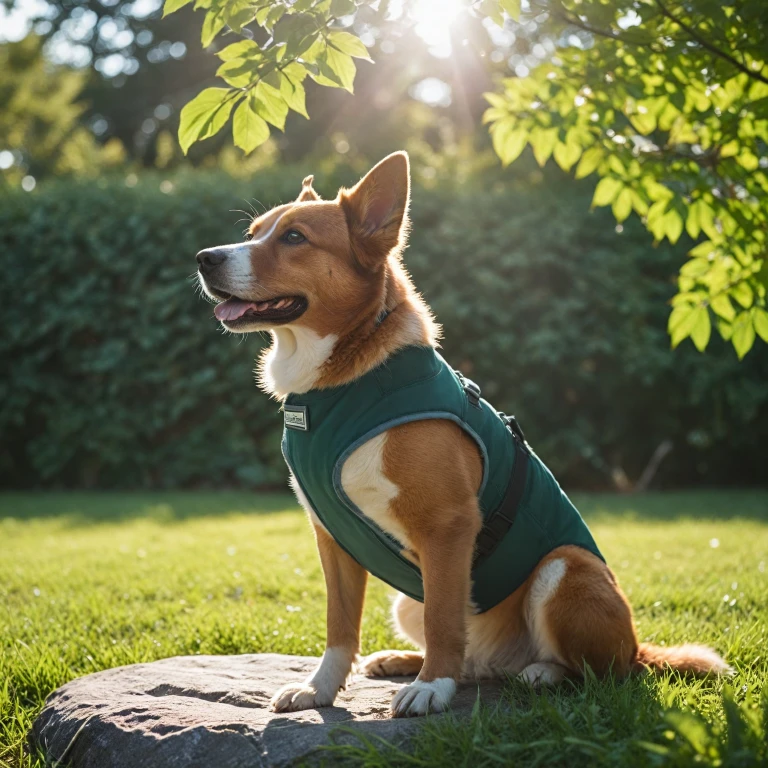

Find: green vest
[282,345,602,613]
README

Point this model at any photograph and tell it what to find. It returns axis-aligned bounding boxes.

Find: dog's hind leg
[359,594,425,677]
[525,546,637,681]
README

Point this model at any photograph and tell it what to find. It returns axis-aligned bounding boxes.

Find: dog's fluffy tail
[633,643,732,676]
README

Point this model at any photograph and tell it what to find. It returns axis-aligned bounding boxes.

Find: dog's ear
[340,151,410,270]
[296,175,321,202]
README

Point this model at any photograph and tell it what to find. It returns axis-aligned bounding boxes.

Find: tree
[164,0,768,358]
[0,35,125,182]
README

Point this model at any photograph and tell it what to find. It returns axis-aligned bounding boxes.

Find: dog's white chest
[340,432,412,550]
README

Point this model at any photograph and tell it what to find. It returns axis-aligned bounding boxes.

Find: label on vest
[284,405,309,431]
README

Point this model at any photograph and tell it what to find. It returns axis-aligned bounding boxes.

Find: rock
[31,654,506,767]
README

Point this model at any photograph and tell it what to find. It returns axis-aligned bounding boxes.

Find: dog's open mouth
[213,295,308,325]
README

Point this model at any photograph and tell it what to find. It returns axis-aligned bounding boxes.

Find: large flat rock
[31,654,506,767]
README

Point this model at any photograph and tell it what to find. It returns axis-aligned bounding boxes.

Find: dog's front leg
[270,525,367,712]
[390,508,477,718]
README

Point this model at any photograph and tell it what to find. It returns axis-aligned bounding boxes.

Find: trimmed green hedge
[2,166,766,490]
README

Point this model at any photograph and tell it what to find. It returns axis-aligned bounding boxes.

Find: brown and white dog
[196,152,730,718]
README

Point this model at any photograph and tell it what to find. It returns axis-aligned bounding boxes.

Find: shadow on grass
[1,489,766,528]
[0,491,299,526]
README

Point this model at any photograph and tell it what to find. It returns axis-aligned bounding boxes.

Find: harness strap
[473,415,530,564]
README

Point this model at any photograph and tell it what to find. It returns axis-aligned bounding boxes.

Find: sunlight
[410,0,465,57]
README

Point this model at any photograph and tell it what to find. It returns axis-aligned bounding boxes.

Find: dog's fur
[196,152,731,718]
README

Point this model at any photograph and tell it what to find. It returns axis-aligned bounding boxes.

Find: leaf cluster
[482,0,768,357]
[164,0,372,154]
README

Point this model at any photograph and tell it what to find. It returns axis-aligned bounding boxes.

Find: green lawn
[1,491,766,767]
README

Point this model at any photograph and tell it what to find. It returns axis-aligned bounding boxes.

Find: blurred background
[1,0,767,492]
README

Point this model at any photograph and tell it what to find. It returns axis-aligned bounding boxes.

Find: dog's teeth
[275,299,287,308]
[257,302,269,311]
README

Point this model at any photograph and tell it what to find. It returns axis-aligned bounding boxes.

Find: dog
[195,151,730,718]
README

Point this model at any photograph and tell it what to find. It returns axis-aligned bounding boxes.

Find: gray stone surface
[31,654,506,767]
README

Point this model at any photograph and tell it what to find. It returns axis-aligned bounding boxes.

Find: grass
[0,490,766,768]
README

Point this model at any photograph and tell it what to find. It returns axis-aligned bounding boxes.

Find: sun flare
[409,0,465,56]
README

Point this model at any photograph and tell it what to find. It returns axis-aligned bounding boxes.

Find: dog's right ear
[296,175,321,202]
[340,151,410,270]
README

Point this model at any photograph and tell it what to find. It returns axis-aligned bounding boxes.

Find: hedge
[1,164,766,490]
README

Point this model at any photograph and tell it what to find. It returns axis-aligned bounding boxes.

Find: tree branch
[549,7,663,50]
[654,0,768,86]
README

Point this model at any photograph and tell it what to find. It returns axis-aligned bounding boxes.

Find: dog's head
[196,151,410,335]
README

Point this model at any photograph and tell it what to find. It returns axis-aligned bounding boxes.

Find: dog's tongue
[214,298,257,322]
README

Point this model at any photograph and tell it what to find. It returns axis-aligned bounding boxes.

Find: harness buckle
[500,413,528,449]
[455,370,482,409]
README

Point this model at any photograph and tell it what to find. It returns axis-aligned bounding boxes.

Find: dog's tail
[633,643,732,676]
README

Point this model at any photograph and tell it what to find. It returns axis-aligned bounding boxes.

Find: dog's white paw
[390,678,456,717]
[269,683,334,712]
[518,662,567,688]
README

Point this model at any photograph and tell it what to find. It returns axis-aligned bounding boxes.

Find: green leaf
[233,96,270,154]
[491,119,526,166]
[754,308,768,342]
[612,187,632,222]
[731,280,753,308]
[226,7,257,33]
[629,109,656,135]
[253,81,289,130]
[732,312,755,359]
[574,146,603,179]
[315,46,356,92]
[163,0,193,16]
[280,69,309,119]
[664,208,683,244]
[216,59,254,88]
[530,128,558,167]
[592,177,622,207]
[553,139,581,172]
[328,31,372,61]
[499,0,521,21]
[689,240,716,258]
[201,8,226,47]
[690,306,711,351]
[178,87,235,154]
[668,303,699,348]
[217,40,260,61]
[262,3,286,32]
[330,0,355,15]
[710,294,735,321]
[685,200,702,239]
[480,0,504,26]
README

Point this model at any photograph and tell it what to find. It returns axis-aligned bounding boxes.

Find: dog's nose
[196,248,227,274]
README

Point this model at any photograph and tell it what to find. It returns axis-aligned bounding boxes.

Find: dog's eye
[282,229,306,245]
[244,232,254,241]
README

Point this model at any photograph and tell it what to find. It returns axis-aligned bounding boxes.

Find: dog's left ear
[340,151,410,270]
[296,175,321,202]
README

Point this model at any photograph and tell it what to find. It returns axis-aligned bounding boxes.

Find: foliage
[5,0,220,162]
[168,0,374,156]
[484,0,768,360]
[1,490,767,767]
[164,0,768,357]
[0,36,125,183]
[1,165,767,490]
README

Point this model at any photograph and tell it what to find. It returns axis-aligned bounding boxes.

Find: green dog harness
[282,345,603,613]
